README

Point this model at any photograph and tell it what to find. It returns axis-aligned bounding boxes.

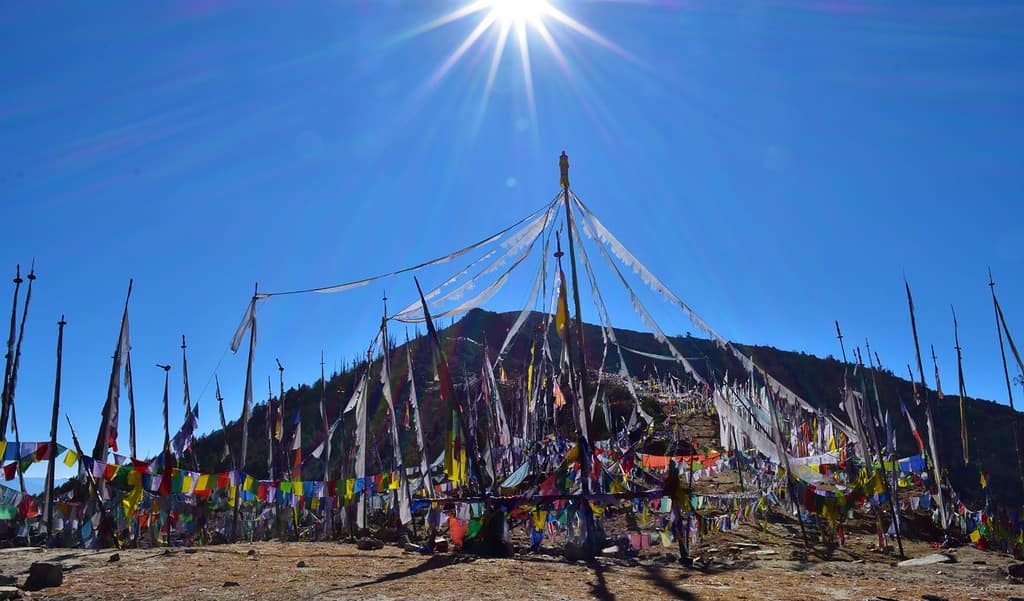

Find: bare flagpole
[44,315,66,545]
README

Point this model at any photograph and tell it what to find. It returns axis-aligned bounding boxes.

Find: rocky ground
[0,520,1020,601]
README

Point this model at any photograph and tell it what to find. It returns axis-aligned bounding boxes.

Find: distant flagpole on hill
[951,306,970,465]
[989,270,1024,498]
[904,279,948,530]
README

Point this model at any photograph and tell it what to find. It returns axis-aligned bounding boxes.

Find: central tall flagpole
[559,151,598,557]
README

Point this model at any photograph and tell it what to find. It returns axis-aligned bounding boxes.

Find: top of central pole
[559,150,569,189]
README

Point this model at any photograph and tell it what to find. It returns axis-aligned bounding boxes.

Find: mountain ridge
[189,308,1022,506]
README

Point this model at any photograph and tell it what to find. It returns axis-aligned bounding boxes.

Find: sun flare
[410,0,631,128]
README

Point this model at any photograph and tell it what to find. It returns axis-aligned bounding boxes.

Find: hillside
[189,308,1023,506]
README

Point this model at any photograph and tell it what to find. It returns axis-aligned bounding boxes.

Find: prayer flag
[555,269,570,340]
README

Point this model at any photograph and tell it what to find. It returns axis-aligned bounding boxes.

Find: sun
[490,0,552,26]
[409,0,630,128]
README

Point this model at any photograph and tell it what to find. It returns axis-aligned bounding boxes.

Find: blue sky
[2,0,1023,473]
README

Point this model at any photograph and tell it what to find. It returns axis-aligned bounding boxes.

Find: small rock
[752,549,778,556]
[356,537,384,551]
[1008,563,1024,579]
[24,562,62,590]
[296,561,306,568]
[897,553,954,568]
[246,549,257,556]
[972,560,985,565]
[921,595,949,601]
[0,576,14,586]
[1007,596,1024,601]
[223,581,240,587]
[601,545,619,555]
[108,553,120,563]
[0,586,19,600]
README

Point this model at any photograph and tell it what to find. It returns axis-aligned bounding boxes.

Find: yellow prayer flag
[344,478,355,504]
[196,474,210,492]
[63,449,79,467]
[122,484,143,520]
[555,271,570,339]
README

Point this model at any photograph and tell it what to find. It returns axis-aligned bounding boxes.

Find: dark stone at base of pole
[25,562,63,590]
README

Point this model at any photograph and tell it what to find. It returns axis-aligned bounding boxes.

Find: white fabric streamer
[256,196,560,298]
[230,298,257,354]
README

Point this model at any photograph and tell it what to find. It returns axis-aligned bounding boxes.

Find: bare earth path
[0,536,1019,601]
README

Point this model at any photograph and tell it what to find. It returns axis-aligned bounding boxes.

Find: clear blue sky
[2,1,1023,471]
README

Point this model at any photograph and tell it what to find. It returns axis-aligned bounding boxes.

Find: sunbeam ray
[429,13,498,87]
[515,19,537,127]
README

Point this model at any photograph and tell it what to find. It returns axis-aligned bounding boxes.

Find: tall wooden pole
[93,279,132,461]
[126,352,137,459]
[44,315,66,545]
[5,264,34,441]
[215,375,235,470]
[904,280,948,531]
[181,335,192,419]
[66,416,118,549]
[267,377,276,482]
[764,371,811,551]
[233,283,258,542]
[558,151,597,556]
[157,364,171,453]
[951,307,969,465]
[320,351,332,536]
[865,342,904,558]
[0,265,23,438]
[989,270,1024,498]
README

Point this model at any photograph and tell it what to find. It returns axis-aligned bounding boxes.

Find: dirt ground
[1,521,1021,601]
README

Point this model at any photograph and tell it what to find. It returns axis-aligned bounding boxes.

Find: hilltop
[190,308,1023,506]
